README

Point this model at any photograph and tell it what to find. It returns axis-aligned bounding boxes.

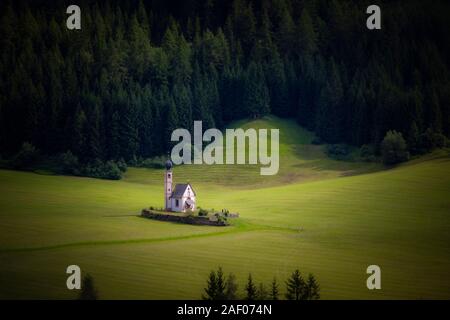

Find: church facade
[164,159,196,212]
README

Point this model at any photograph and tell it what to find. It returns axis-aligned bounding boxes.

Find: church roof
[171,183,196,199]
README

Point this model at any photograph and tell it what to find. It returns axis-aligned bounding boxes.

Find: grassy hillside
[125,116,382,189]
[0,116,449,299]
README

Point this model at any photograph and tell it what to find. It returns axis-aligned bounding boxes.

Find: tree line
[203,267,320,300]
[0,0,449,168]
[75,267,320,300]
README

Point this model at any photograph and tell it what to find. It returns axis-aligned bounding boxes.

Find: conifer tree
[297,8,317,56]
[256,283,269,300]
[245,273,257,300]
[267,47,288,116]
[72,105,88,160]
[270,278,279,300]
[285,269,306,300]
[305,274,320,300]
[243,62,270,118]
[216,267,226,300]
[108,110,121,160]
[166,98,179,147]
[203,270,218,300]
[225,273,239,300]
[78,274,98,300]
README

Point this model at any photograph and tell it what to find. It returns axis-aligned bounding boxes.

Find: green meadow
[0,116,449,299]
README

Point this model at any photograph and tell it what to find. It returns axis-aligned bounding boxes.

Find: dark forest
[0,0,449,167]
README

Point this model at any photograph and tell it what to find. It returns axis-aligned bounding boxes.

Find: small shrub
[217,215,227,223]
[128,155,138,166]
[433,132,447,149]
[138,156,166,169]
[417,128,448,154]
[326,144,352,161]
[11,142,40,169]
[58,151,80,175]
[116,158,128,172]
[83,159,123,180]
[103,160,122,180]
[381,130,409,165]
[359,144,376,162]
[198,208,209,216]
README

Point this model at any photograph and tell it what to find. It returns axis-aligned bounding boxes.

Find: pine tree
[267,47,288,116]
[216,267,226,300]
[428,88,443,133]
[203,270,218,300]
[315,59,343,143]
[243,62,270,118]
[297,8,317,56]
[138,86,154,158]
[348,72,369,145]
[305,274,320,300]
[117,89,139,161]
[165,97,179,148]
[128,15,151,82]
[137,0,150,36]
[230,0,256,55]
[149,48,169,89]
[78,274,98,300]
[256,3,274,62]
[256,283,269,300]
[276,6,296,58]
[108,110,121,160]
[225,273,238,300]
[285,269,306,300]
[163,24,189,85]
[407,121,420,155]
[72,104,88,160]
[87,102,102,160]
[270,278,279,300]
[245,273,257,300]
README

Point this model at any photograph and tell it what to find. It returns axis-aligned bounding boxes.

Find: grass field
[0,116,449,299]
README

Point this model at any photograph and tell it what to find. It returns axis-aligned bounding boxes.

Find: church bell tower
[164,159,173,211]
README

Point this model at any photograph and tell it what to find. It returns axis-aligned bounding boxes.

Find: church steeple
[164,158,173,211]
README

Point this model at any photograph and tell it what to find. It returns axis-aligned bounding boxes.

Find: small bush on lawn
[11,142,40,169]
[83,159,123,180]
[116,158,128,172]
[381,130,409,165]
[103,161,122,179]
[416,128,448,154]
[217,215,227,223]
[58,151,80,175]
[198,208,209,216]
[359,144,376,162]
[326,144,352,161]
[137,156,166,169]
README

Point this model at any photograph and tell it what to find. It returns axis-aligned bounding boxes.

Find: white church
[164,159,196,212]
